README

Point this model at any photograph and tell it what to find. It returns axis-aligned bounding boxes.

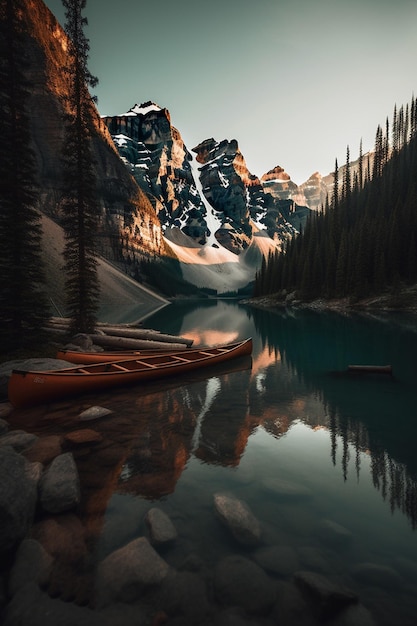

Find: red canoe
[8,339,253,408]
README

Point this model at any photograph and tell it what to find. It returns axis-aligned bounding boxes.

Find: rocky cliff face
[102,108,314,255]
[192,139,312,251]
[103,103,209,245]
[260,167,328,212]
[298,172,329,210]
[14,0,165,263]
[192,138,255,253]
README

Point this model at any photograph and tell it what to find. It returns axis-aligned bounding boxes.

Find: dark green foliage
[254,95,417,303]
[61,0,100,333]
[0,0,49,352]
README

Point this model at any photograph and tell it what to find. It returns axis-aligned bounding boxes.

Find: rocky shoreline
[0,396,383,626]
[244,284,417,315]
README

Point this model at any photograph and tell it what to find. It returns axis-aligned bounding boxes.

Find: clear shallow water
[10,301,417,624]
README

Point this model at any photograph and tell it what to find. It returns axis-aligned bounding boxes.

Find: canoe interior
[56,347,189,364]
[44,344,248,376]
[71,346,235,374]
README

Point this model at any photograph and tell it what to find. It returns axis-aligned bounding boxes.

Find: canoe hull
[8,339,253,408]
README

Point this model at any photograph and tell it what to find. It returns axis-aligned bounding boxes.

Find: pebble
[79,406,113,421]
[64,429,103,445]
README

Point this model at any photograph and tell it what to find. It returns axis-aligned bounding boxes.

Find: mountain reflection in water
[7,301,417,624]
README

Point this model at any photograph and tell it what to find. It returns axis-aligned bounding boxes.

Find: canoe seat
[134,360,158,369]
[111,364,129,371]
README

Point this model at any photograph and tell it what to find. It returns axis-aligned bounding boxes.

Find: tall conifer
[61,0,100,333]
[358,139,363,191]
[342,146,351,211]
[0,0,49,352]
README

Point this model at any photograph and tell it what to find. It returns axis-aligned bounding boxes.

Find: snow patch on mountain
[164,228,252,292]
[190,156,222,247]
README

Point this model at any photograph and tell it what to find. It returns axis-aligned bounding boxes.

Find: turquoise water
[12,301,417,624]
[130,301,417,623]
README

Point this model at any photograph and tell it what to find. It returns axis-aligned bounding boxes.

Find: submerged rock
[31,514,87,563]
[79,406,113,421]
[145,507,177,546]
[214,554,276,614]
[95,536,170,607]
[297,545,332,574]
[0,431,38,453]
[154,570,209,623]
[8,538,53,597]
[39,452,80,513]
[272,580,317,625]
[64,429,103,446]
[294,570,358,619]
[3,581,149,626]
[0,447,39,555]
[318,519,353,547]
[327,602,377,626]
[351,562,402,589]
[252,544,299,577]
[214,493,261,546]
[0,406,12,421]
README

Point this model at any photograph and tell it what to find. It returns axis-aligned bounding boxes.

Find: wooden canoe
[56,347,190,365]
[8,339,253,408]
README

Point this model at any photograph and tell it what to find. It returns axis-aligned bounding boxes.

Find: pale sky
[43,0,417,185]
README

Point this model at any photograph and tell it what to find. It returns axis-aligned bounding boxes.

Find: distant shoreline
[244,285,417,315]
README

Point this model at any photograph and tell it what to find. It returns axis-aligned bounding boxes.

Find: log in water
[347,364,393,375]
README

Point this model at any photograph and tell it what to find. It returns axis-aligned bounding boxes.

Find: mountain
[10,0,340,300]
[103,104,318,256]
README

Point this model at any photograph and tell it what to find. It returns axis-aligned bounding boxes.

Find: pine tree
[392,104,399,153]
[358,138,364,191]
[342,145,351,211]
[0,0,49,352]
[332,158,339,210]
[61,0,100,334]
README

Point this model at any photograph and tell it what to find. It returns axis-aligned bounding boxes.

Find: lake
[9,301,417,625]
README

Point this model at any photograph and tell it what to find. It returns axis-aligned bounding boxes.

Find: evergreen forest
[0,0,50,352]
[253,97,417,304]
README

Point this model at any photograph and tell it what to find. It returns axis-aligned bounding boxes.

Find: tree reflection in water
[249,305,417,529]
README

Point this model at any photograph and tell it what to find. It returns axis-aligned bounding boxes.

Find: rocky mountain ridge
[11,0,359,298]
[103,103,328,258]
